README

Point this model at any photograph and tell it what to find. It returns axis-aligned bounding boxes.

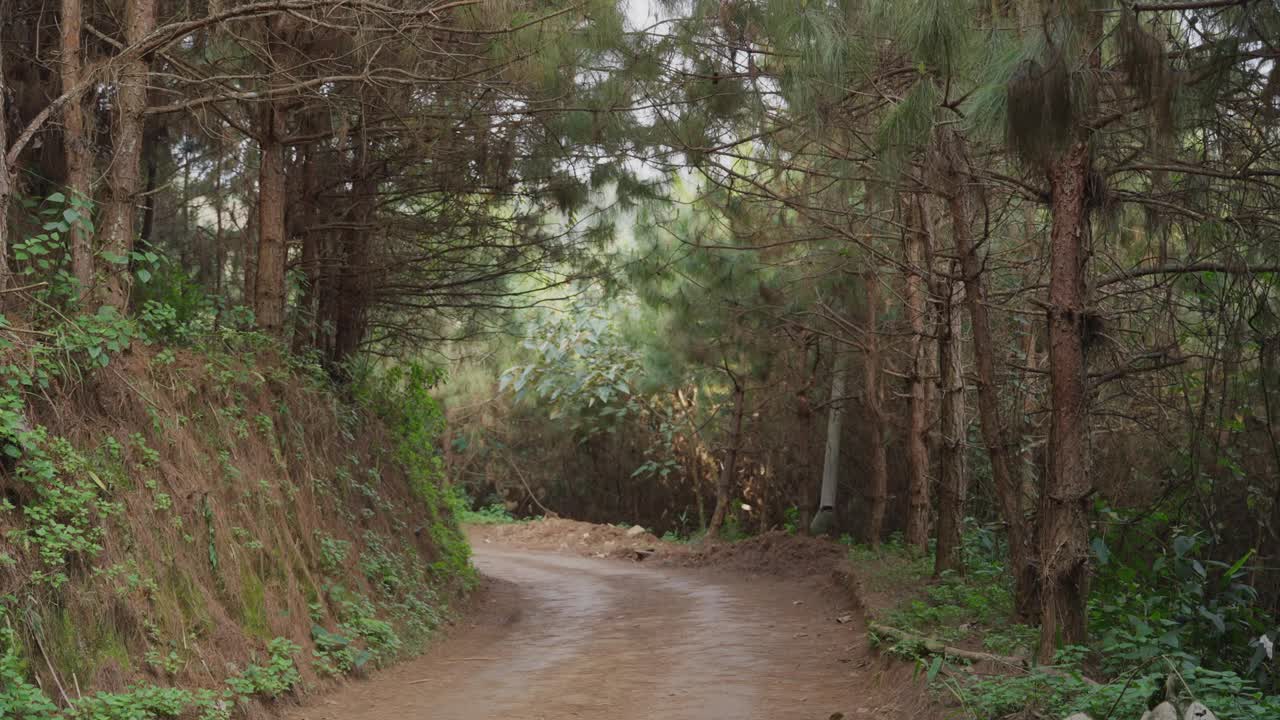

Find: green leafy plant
[310,625,370,677]
[316,533,351,575]
[0,625,59,720]
[224,638,300,700]
[1090,508,1277,690]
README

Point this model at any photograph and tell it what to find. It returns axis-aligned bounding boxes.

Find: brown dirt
[467,517,679,560]
[0,344,463,696]
[669,530,850,578]
[468,519,850,579]
[284,520,941,720]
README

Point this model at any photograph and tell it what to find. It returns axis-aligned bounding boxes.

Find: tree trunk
[291,145,321,354]
[316,228,339,358]
[1038,138,1093,661]
[332,223,364,363]
[1035,0,1102,661]
[903,198,933,551]
[811,348,847,536]
[709,380,745,538]
[254,99,287,334]
[138,129,160,250]
[864,272,889,545]
[934,268,967,577]
[213,152,225,297]
[292,227,320,353]
[332,174,374,367]
[242,198,257,309]
[0,173,9,297]
[0,24,11,295]
[948,176,1039,621]
[97,0,156,310]
[61,0,93,296]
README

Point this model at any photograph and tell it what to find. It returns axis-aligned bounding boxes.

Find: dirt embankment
[0,344,469,707]
[467,517,672,559]
[468,519,848,579]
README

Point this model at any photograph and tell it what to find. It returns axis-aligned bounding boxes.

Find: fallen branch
[867,622,1100,685]
[868,622,1027,669]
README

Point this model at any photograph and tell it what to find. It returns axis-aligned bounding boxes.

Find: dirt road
[286,542,919,720]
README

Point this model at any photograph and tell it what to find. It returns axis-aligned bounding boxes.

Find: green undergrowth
[851,522,1280,719]
[852,528,1039,661]
[454,495,522,525]
[0,288,472,718]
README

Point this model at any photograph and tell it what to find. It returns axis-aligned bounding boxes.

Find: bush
[1090,507,1278,692]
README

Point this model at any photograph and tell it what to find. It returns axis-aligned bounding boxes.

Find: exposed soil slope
[0,343,468,706]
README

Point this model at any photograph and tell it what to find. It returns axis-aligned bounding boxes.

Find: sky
[622,0,666,31]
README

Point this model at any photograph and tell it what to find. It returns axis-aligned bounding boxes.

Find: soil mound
[673,530,848,578]
[468,517,676,561]
[470,519,848,578]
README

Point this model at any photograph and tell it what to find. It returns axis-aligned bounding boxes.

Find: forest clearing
[1,0,1279,718]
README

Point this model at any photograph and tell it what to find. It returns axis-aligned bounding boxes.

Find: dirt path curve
[286,544,895,720]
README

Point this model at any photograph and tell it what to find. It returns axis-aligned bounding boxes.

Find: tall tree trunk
[97,0,156,310]
[1039,138,1093,661]
[332,224,364,363]
[709,379,745,538]
[291,145,320,353]
[1035,1,1101,662]
[180,141,193,273]
[213,152,225,297]
[316,228,339,358]
[0,18,11,295]
[254,99,287,334]
[332,169,374,367]
[138,129,160,250]
[242,198,257,309]
[292,226,321,353]
[948,171,1039,620]
[61,0,93,296]
[811,348,847,536]
[903,198,933,551]
[934,268,968,576]
[864,272,889,545]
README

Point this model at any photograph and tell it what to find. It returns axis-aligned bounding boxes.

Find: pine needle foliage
[876,77,941,177]
[873,0,975,78]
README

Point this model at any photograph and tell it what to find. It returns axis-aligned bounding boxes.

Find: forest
[1,0,1279,719]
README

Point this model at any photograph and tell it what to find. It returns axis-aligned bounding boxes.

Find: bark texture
[332,161,375,366]
[0,18,11,294]
[903,199,933,550]
[61,0,94,294]
[864,271,889,545]
[1038,138,1093,660]
[97,0,156,309]
[934,270,968,576]
[254,99,287,334]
